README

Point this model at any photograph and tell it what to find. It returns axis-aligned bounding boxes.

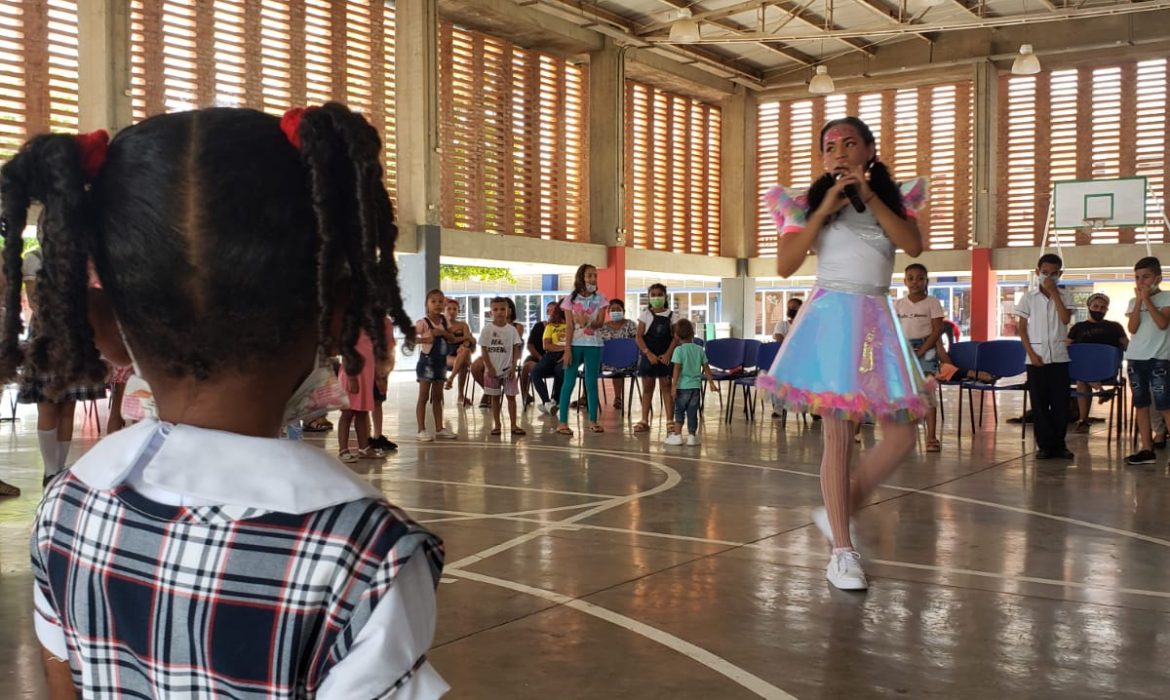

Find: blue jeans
[673,388,700,434]
[1128,358,1170,411]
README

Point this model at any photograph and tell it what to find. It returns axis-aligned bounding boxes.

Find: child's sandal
[511,427,527,436]
[338,449,358,464]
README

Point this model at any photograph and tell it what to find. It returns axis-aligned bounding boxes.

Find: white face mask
[115,321,350,427]
[584,283,597,294]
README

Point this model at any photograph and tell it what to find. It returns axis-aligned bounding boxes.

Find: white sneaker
[537,401,550,415]
[435,428,457,440]
[812,507,858,547]
[663,433,683,446]
[417,430,434,442]
[545,401,559,415]
[825,549,868,590]
[686,434,699,446]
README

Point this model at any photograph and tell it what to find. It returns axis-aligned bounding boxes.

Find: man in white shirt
[1015,254,1073,460]
[772,296,803,342]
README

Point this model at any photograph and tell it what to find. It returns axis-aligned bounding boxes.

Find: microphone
[836,173,867,213]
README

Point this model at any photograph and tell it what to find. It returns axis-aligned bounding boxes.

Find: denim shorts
[908,337,939,376]
[416,353,448,383]
[1127,358,1170,411]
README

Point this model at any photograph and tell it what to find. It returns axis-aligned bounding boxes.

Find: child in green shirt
[665,319,717,446]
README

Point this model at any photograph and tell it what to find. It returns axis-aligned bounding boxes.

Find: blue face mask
[610,311,624,321]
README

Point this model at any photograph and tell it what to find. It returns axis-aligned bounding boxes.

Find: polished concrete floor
[2,379,1170,698]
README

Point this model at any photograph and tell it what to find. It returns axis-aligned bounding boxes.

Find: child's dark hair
[0,104,414,393]
[805,117,905,221]
[1135,256,1162,276]
[569,263,596,303]
[648,283,667,296]
[609,298,625,310]
[676,318,695,341]
[905,263,928,276]
[789,297,803,307]
[1037,253,1063,269]
[549,304,565,324]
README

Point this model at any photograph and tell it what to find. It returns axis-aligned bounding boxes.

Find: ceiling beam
[647,0,816,66]
[640,0,876,57]
[851,0,934,44]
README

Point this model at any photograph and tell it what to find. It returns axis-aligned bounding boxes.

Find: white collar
[72,420,383,514]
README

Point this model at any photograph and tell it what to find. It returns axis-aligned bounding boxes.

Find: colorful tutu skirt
[759,284,933,423]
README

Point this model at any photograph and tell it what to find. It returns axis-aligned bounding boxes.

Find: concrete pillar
[720,86,755,259]
[76,0,132,132]
[395,0,442,318]
[589,41,624,248]
[596,246,626,307]
[720,259,756,339]
[970,61,999,341]
[395,0,441,252]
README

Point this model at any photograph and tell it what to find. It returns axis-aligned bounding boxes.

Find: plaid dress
[32,472,444,698]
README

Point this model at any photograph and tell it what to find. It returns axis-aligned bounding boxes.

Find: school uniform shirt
[1125,290,1170,361]
[1067,319,1127,348]
[772,319,791,337]
[32,419,447,700]
[479,322,522,377]
[893,295,945,340]
[560,292,609,347]
[1014,287,1073,365]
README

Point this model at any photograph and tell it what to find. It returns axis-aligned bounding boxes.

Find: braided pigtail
[0,135,105,394]
[296,103,414,376]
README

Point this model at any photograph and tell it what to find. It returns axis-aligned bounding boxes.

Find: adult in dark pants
[1015,253,1073,460]
[521,301,556,407]
[1068,292,1128,432]
[532,304,568,415]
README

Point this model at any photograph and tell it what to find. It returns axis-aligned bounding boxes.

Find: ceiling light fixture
[1011,43,1041,75]
[669,8,701,43]
[808,65,835,94]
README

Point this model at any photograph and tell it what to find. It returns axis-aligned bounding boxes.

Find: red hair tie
[280,107,317,149]
[75,129,109,181]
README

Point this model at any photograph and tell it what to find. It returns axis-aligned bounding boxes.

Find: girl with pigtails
[760,116,932,592]
[3,105,446,698]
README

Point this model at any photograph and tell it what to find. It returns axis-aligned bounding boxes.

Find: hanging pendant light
[1011,44,1041,75]
[808,65,835,94]
[669,9,701,43]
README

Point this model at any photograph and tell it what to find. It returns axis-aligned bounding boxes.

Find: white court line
[434,512,1170,601]
[430,442,1170,550]
[406,500,615,521]
[388,477,623,499]
[448,569,796,700]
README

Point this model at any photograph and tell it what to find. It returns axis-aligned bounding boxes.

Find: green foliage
[440,264,517,284]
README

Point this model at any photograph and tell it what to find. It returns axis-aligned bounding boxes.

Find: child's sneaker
[436,428,457,440]
[417,430,434,442]
[1125,449,1157,465]
[686,434,699,446]
[825,549,868,591]
[663,433,683,446]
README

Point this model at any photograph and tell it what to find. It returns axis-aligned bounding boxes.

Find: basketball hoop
[1082,217,1109,233]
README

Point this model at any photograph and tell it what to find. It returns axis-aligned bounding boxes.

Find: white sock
[37,430,59,477]
[57,440,72,470]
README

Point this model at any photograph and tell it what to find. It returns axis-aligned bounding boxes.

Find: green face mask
[649,296,666,309]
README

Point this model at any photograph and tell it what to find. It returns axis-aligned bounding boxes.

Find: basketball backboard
[1053,177,1147,229]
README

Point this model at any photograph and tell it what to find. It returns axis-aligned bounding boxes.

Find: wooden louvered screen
[622,80,721,255]
[0,0,79,159]
[128,0,397,193]
[437,21,587,241]
[998,59,1169,247]
[756,83,973,257]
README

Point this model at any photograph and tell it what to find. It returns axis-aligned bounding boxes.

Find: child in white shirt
[480,296,524,436]
[893,263,945,452]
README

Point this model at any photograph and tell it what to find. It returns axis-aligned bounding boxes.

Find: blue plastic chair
[960,340,1027,440]
[703,338,746,414]
[938,340,980,427]
[598,338,642,410]
[1068,343,1124,441]
[728,341,781,423]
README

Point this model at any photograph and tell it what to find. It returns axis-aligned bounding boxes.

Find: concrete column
[970,61,999,340]
[77,0,132,132]
[720,259,756,339]
[395,0,441,252]
[720,86,755,259]
[588,41,626,304]
[395,0,441,320]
